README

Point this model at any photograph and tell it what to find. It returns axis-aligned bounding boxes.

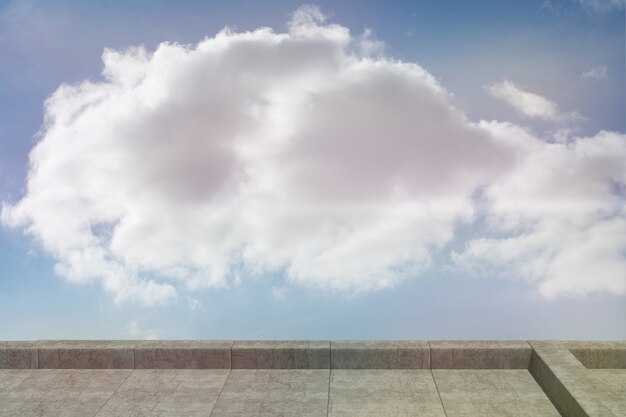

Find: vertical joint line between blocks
[428,340,432,370]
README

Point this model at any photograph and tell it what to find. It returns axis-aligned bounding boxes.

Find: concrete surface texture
[0,340,624,417]
[529,341,626,417]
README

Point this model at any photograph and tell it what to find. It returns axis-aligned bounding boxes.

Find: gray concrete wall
[2,340,622,370]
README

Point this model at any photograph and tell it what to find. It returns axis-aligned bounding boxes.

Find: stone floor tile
[98,370,229,415]
[0,394,112,417]
[231,341,330,369]
[115,369,230,392]
[211,413,325,417]
[211,369,329,417]
[93,413,164,417]
[440,398,562,417]
[433,370,548,399]
[433,370,560,417]
[12,369,131,398]
[328,370,445,417]
[0,369,131,417]
[97,413,211,417]
[588,370,626,395]
[0,369,33,391]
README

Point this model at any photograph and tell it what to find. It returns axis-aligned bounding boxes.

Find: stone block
[37,340,136,369]
[0,341,38,369]
[566,341,626,369]
[134,340,232,369]
[232,341,330,369]
[430,340,531,369]
[331,341,430,369]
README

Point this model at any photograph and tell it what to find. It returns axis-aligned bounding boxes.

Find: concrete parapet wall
[3,340,621,371]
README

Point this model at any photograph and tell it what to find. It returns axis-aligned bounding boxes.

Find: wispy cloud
[582,65,608,80]
[454,125,626,298]
[487,80,582,121]
[187,297,205,312]
[271,286,288,301]
[126,321,159,340]
[540,0,625,14]
[574,0,625,13]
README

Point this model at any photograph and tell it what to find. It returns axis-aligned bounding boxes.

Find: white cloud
[542,0,625,14]
[574,0,625,13]
[126,320,159,340]
[487,80,581,121]
[582,66,608,80]
[2,6,625,304]
[187,296,205,312]
[271,286,288,301]
[454,126,626,298]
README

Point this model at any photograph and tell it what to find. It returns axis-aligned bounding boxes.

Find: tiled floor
[575,370,626,417]
[0,368,563,417]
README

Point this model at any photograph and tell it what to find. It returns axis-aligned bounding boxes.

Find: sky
[0,0,624,341]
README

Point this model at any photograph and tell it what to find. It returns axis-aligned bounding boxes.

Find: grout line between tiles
[326,342,332,417]
[209,368,232,417]
[11,366,37,391]
[429,341,448,417]
[92,368,134,417]
[430,369,448,417]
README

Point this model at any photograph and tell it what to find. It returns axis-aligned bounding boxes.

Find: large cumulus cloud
[2,6,625,305]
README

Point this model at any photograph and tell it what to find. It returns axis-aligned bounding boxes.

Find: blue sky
[0,0,624,340]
